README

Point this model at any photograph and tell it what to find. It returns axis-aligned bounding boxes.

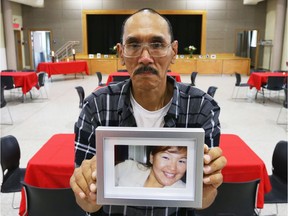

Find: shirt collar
[116,76,180,126]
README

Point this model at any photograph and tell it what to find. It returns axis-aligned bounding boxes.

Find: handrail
[55,41,80,61]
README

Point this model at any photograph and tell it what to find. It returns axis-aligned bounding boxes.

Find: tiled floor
[1,73,287,215]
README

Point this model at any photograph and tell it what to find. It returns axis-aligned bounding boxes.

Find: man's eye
[128,43,141,49]
[150,43,163,49]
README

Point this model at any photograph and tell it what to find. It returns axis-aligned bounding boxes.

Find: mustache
[133,66,159,75]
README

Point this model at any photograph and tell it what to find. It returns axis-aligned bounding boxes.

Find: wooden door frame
[14,30,23,70]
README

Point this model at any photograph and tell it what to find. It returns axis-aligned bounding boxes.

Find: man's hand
[70,155,102,213]
[201,144,227,209]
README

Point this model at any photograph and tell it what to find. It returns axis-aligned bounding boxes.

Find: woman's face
[149,146,187,187]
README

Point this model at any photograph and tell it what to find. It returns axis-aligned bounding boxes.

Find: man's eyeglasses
[122,42,172,58]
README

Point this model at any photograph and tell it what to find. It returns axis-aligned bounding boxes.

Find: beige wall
[264,0,287,70]
[1,1,24,70]
[11,2,26,68]
[18,0,267,69]
[8,0,286,70]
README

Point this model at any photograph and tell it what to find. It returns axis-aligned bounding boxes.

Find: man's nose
[138,47,153,63]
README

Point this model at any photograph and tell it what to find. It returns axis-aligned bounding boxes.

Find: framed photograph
[96,127,204,208]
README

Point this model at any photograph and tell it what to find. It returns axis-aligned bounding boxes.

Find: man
[70,8,227,216]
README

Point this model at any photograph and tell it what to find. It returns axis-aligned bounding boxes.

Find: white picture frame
[96,127,204,208]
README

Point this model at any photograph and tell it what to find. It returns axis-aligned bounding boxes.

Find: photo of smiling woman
[115,146,187,188]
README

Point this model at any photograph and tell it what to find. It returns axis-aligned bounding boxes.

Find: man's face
[118,11,178,91]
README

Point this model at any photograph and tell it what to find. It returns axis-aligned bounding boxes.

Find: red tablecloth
[19,133,271,215]
[19,134,75,215]
[247,72,288,90]
[37,60,89,78]
[0,72,38,94]
[220,134,271,208]
[106,71,182,84]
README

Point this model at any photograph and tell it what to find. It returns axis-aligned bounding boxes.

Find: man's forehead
[123,12,170,41]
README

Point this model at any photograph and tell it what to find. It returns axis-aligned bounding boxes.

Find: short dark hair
[120,8,174,43]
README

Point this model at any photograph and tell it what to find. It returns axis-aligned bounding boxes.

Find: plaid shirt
[74,76,221,216]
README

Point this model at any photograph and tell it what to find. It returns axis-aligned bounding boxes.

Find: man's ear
[117,43,125,65]
[171,40,178,64]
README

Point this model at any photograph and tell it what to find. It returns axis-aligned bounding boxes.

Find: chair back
[1,86,7,108]
[284,86,288,108]
[265,140,287,204]
[266,76,285,91]
[21,69,35,72]
[113,75,130,82]
[251,68,269,73]
[272,140,287,182]
[1,69,16,72]
[0,135,21,173]
[0,135,23,193]
[191,71,198,86]
[235,72,241,86]
[195,179,260,216]
[207,86,218,98]
[96,71,103,86]
[22,182,86,216]
[117,69,128,72]
[37,72,46,87]
[1,76,15,90]
[75,86,85,108]
[0,86,13,125]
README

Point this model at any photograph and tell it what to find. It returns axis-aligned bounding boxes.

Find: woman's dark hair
[120,8,174,43]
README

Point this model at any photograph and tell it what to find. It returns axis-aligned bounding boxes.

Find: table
[220,134,271,208]
[19,133,271,215]
[0,72,38,94]
[37,60,89,78]
[106,71,182,85]
[19,134,75,215]
[247,72,288,90]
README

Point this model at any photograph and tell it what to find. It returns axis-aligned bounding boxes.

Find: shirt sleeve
[74,98,98,166]
[201,99,221,147]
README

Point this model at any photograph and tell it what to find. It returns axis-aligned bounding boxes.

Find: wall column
[2,0,17,70]
[271,0,287,70]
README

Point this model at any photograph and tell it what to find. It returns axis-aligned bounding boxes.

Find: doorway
[28,30,52,69]
[235,29,259,70]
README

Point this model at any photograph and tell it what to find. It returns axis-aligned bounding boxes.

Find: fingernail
[79,192,86,199]
[204,155,211,163]
[203,177,210,183]
[90,183,97,192]
[92,171,96,178]
[204,165,211,173]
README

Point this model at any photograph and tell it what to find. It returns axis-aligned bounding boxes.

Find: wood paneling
[89,58,117,74]
[78,54,250,75]
[169,58,197,74]
[222,59,251,75]
[197,59,223,74]
[77,55,126,74]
